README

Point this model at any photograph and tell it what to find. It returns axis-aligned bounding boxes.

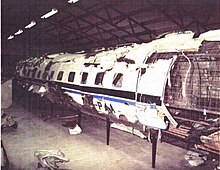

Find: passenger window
[57,71,64,80]
[95,72,104,85]
[112,73,123,87]
[68,72,75,82]
[37,71,41,78]
[49,71,54,80]
[81,72,88,84]
[42,72,48,80]
[32,69,37,78]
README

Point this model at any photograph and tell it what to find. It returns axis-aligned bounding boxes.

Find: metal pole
[106,117,111,145]
[150,129,158,168]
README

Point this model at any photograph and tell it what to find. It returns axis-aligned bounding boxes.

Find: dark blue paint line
[63,88,136,105]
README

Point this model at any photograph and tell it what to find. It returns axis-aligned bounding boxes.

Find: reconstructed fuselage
[14,30,220,132]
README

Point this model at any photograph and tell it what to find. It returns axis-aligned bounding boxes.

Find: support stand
[77,111,82,127]
[150,129,159,168]
[106,117,111,145]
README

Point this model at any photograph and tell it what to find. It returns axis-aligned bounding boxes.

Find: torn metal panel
[137,58,175,97]
[199,29,220,41]
[152,31,203,53]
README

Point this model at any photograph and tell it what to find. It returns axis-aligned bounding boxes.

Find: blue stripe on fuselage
[63,88,136,105]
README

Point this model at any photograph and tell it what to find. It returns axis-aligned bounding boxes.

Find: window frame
[68,72,76,82]
[81,72,88,84]
[95,72,105,85]
[49,71,54,80]
[57,71,64,81]
[112,73,123,87]
[32,69,37,78]
[37,71,41,79]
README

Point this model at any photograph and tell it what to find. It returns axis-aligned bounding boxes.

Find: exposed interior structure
[1,0,220,169]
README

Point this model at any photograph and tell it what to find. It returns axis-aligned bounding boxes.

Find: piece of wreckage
[14,30,220,157]
[1,112,18,170]
[1,112,18,131]
[34,150,69,170]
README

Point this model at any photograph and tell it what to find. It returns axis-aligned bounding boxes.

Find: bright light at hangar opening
[41,8,58,19]
[25,21,37,29]
[68,0,79,3]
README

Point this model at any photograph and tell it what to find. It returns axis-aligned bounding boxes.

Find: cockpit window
[112,73,123,87]
[81,72,88,84]
[95,72,104,85]
[68,72,75,82]
[57,71,64,80]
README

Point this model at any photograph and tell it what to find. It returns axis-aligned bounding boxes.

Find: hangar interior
[1,0,220,169]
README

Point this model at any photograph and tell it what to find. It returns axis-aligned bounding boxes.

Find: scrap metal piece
[34,150,69,170]
[1,112,18,130]
[187,119,220,145]
[184,150,207,167]
[200,130,220,153]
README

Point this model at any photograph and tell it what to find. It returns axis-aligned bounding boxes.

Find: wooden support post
[150,129,158,168]
[106,117,111,145]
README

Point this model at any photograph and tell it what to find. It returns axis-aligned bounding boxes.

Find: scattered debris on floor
[199,130,220,154]
[1,111,18,130]
[187,118,220,154]
[184,150,207,167]
[34,150,69,170]
[69,124,82,135]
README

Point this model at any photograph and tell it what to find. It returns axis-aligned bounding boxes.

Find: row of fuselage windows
[26,69,123,87]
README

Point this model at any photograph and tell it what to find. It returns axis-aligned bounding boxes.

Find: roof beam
[60,4,130,45]
[44,19,108,47]
[149,2,186,31]
[109,5,157,39]
[75,4,145,42]
[40,4,155,43]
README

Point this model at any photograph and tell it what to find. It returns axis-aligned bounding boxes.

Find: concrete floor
[1,104,213,170]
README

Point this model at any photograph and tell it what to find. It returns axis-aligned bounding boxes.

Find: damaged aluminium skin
[14,30,220,132]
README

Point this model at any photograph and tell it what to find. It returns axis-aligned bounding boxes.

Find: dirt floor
[1,104,218,170]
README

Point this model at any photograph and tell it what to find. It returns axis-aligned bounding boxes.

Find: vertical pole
[106,117,111,145]
[150,129,158,168]
[78,111,82,127]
